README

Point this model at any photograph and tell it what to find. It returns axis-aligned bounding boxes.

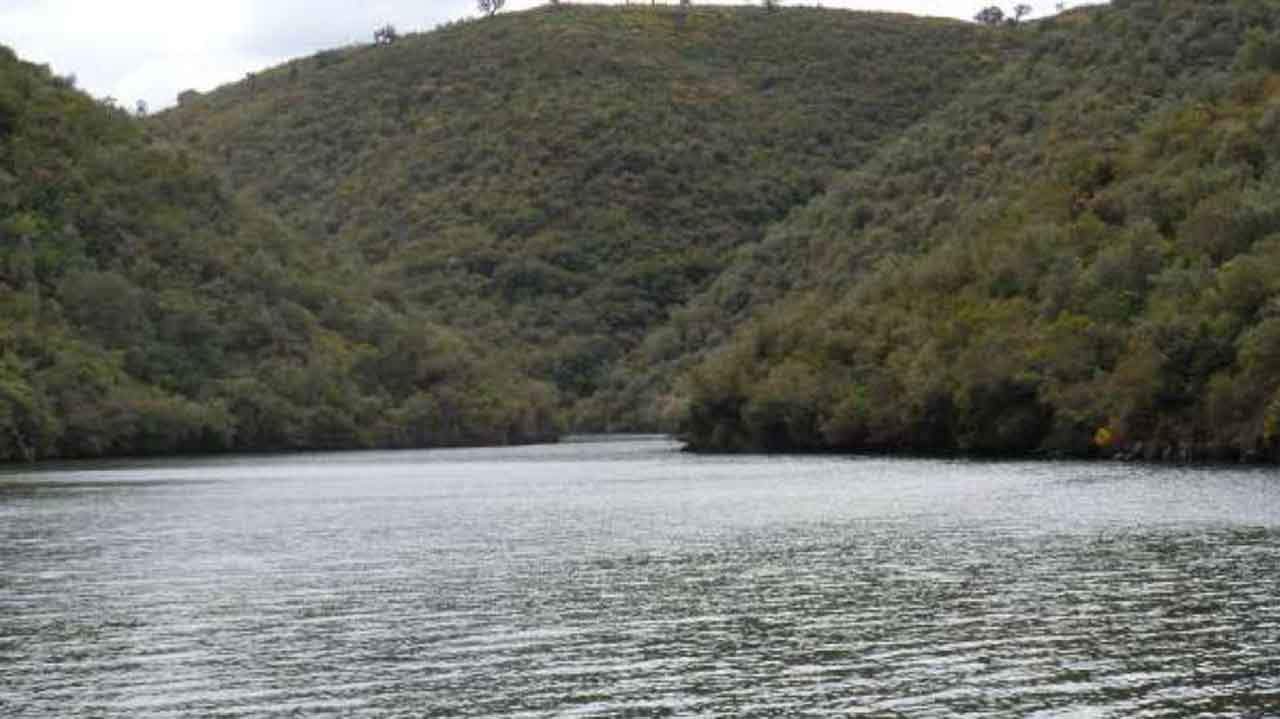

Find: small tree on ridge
[974,5,1004,25]
[374,24,399,45]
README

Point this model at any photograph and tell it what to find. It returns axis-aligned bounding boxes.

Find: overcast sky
[1,1,1020,110]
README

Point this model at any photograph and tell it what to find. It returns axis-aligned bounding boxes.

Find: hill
[0,46,556,461]
[155,4,1016,427]
[680,0,1280,461]
[16,1,1278,462]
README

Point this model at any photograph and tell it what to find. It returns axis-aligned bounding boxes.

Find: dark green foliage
[975,6,1005,26]
[0,48,557,461]
[156,5,1013,427]
[1237,26,1280,71]
[680,0,1280,460]
[16,1,1280,461]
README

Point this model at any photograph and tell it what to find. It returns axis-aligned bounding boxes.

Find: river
[1,436,1278,717]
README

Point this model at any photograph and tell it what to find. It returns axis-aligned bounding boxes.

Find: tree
[763,0,780,11]
[974,6,1004,26]
[1238,27,1280,72]
[1012,4,1032,23]
[374,24,399,45]
[478,0,505,17]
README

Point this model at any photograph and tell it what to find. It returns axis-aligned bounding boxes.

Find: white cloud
[0,1,1020,109]
[1,0,255,106]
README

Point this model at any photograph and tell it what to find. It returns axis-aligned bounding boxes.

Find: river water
[1,437,1278,717]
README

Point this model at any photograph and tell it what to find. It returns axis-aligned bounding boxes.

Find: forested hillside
[11,0,1280,462]
[682,0,1280,460]
[0,47,556,461]
[156,4,1015,428]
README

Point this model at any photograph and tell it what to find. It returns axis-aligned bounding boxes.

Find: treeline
[0,47,556,461]
[681,0,1280,460]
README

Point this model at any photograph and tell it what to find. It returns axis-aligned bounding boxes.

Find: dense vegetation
[0,46,556,461]
[682,0,1280,461]
[156,4,1013,429]
[12,0,1280,462]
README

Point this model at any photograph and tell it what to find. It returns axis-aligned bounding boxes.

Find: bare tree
[1012,4,1032,23]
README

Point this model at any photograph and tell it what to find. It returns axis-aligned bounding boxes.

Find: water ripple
[3,439,1280,717]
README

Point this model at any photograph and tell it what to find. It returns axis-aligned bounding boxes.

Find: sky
[0,1,1008,110]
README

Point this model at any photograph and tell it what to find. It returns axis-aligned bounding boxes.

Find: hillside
[156,4,1016,426]
[14,1,1277,462]
[0,46,556,461]
[680,0,1280,460]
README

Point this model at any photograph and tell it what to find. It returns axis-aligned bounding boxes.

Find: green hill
[13,1,1280,462]
[156,4,1015,428]
[0,46,556,461]
[680,0,1280,461]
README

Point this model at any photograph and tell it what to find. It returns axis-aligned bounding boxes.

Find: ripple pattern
[2,440,1279,717]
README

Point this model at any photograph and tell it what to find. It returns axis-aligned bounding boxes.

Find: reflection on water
[2,438,1279,717]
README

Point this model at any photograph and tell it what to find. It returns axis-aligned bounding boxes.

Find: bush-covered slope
[681,0,1280,460]
[157,5,1015,421]
[0,46,556,461]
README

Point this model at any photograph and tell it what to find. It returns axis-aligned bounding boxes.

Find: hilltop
[156,4,1017,428]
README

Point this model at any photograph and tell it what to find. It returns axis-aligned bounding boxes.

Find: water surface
[2,437,1278,717]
